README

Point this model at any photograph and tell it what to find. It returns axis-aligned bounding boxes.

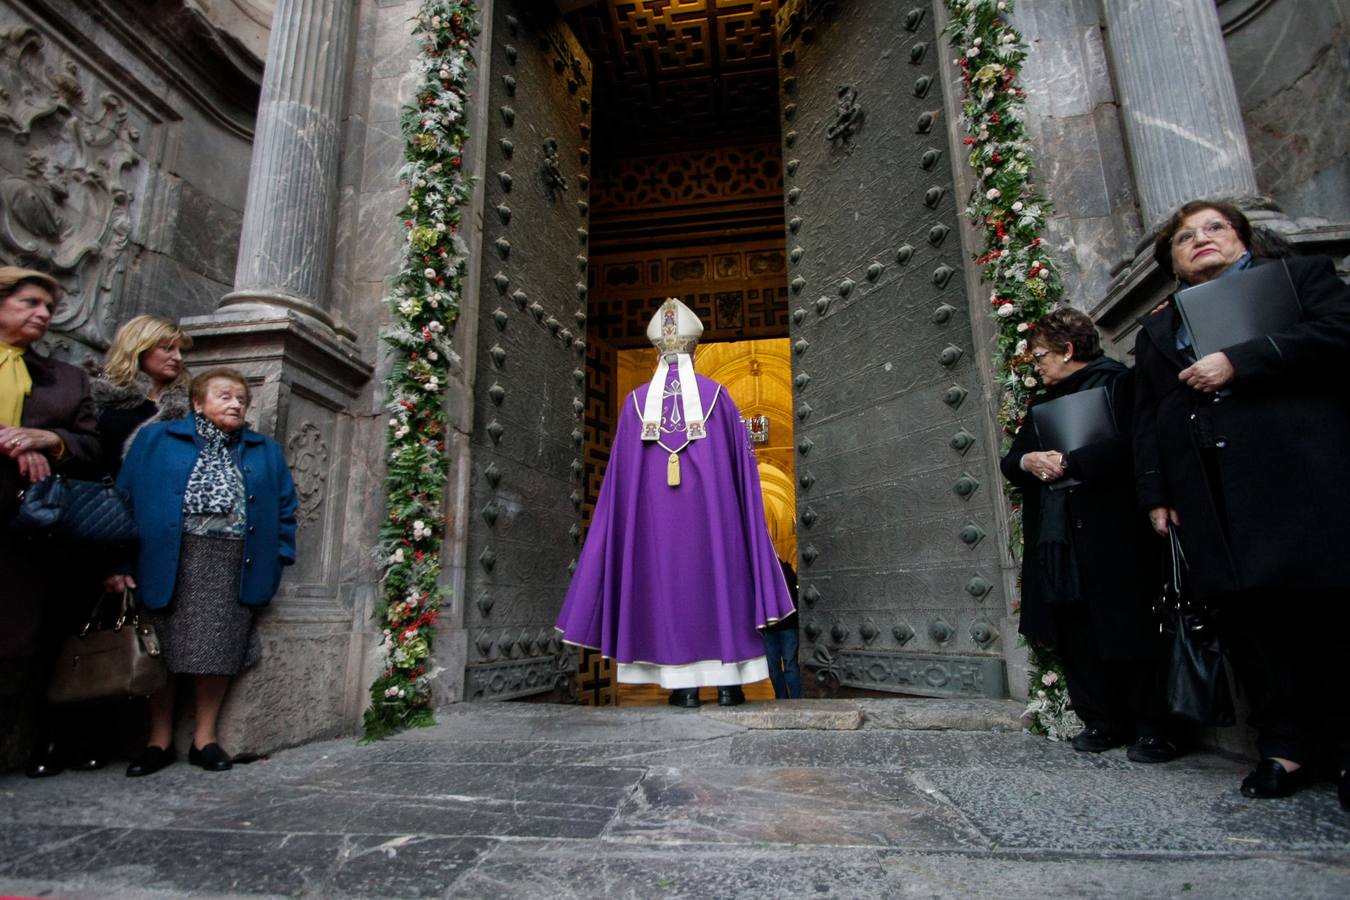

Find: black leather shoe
[25,742,64,778]
[717,686,746,707]
[126,745,176,778]
[189,743,233,771]
[1240,758,1309,798]
[1126,736,1182,764]
[667,688,701,709]
[1071,727,1126,753]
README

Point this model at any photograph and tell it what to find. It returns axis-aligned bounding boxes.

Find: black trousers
[1219,591,1350,769]
[1055,606,1167,739]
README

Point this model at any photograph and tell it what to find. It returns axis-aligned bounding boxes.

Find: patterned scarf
[0,342,31,427]
[183,413,244,516]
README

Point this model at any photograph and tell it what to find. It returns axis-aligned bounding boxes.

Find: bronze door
[462,2,593,701]
[777,1,1007,698]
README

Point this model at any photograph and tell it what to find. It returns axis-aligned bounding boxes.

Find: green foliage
[945,1,1074,730]
[364,0,480,741]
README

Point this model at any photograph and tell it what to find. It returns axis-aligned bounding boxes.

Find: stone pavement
[1,700,1348,899]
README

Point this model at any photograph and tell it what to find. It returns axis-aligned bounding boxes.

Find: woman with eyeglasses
[1002,308,1172,763]
[1133,198,1350,808]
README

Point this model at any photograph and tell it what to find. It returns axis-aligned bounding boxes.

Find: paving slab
[0,702,1347,899]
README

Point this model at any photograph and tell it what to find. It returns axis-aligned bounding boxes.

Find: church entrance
[458,1,1010,705]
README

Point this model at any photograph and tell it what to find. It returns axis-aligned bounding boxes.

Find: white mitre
[640,297,707,442]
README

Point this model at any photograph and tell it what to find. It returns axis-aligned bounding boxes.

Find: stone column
[220,0,352,334]
[1102,0,1260,231]
[179,0,373,755]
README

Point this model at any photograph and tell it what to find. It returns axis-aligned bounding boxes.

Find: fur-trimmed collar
[90,371,189,415]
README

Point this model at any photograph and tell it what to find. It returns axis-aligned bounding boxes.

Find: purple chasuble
[555,369,795,687]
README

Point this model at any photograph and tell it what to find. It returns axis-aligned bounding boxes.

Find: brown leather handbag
[47,589,167,705]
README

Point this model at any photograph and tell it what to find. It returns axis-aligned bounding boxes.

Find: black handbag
[10,474,137,545]
[1157,525,1236,726]
[46,589,167,705]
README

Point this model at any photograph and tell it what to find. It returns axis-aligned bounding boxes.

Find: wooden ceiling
[564,1,782,155]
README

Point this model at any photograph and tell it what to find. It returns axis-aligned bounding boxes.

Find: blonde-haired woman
[91,315,191,475]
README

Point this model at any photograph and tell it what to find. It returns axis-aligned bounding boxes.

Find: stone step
[699,698,1026,732]
[700,699,864,730]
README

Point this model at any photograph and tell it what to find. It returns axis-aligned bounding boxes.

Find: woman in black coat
[1133,198,1350,807]
[0,267,100,775]
[1002,309,1171,762]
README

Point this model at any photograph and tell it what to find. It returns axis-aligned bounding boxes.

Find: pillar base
[179,307,375,749]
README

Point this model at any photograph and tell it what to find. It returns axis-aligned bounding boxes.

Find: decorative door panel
[463,2,592,701]
[777,1,1006,698]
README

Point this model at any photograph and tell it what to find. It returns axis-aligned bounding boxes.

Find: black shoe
[1339,770,1349,812]
[126,745,176,778]
[189,743,233,771]
[717,686,746,707]
[1240,758,1309,798]
[1071,727,1126,753]
[1126,736,1182,764]
[25,742,64,778]
[668,688,701,709]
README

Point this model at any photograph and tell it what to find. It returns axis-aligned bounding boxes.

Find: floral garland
[364,0,480,741]
[943,0,1076,737]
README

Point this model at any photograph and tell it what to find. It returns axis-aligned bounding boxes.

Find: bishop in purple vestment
[555,298,795,702]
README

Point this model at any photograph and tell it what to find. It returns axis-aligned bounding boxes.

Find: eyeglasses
[1171,219,1232,249]
[1031,349,1052,361]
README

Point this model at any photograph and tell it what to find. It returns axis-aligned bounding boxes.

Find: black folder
[1174,260,1301,359]
[1031,386,1117,491]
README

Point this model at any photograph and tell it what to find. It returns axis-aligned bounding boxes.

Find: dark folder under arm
[1174,260,1301,359]
[1030,386,1117,491]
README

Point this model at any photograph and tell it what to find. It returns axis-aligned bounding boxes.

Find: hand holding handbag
[46,588,168,705]
[11,474,137,545]
[1157,525,1236,726]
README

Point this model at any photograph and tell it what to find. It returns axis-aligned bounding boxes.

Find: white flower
[1015,339,1028,354]
[1038,267,1050,278]
[423,268,436,278]
[983,166,994,176]
[436,222,447,232]
[973,37,983,46]
[428,351,439,362]
[986,188,1001,200]
[428,321,444,333]
[997,302,1016,318]
[1011,201,1024,212]
[1024,375,1038,388]
[431,15,441,26]
[390,548,405,564]
[1042,671,1060,686]
[966,46,980,57]
[425,376,439,391]
[998,1,1007,9]
[1016,322,1030,333]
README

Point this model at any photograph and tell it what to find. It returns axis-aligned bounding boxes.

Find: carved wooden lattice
[591,143,781,210]
[566,1,781,148]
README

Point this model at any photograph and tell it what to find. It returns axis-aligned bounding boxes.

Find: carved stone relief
[0,22,154,351]
[287,420,330,526]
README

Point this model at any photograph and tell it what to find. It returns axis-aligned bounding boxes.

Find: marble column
[220,0,353,333]
[1102,0,1260,231]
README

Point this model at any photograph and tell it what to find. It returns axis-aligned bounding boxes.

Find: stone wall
[1223,0,1350,223]
[1006,0,1144,320]
[0,0,260,361]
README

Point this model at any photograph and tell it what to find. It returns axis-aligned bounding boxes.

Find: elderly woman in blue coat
[106,367,296,776]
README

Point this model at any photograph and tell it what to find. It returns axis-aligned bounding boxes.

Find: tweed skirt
[146,534,260,676]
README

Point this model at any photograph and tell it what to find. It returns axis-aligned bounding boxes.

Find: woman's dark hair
[1152,199,1252,277]
[190,367,250,406]
[1030,307,1104,361]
